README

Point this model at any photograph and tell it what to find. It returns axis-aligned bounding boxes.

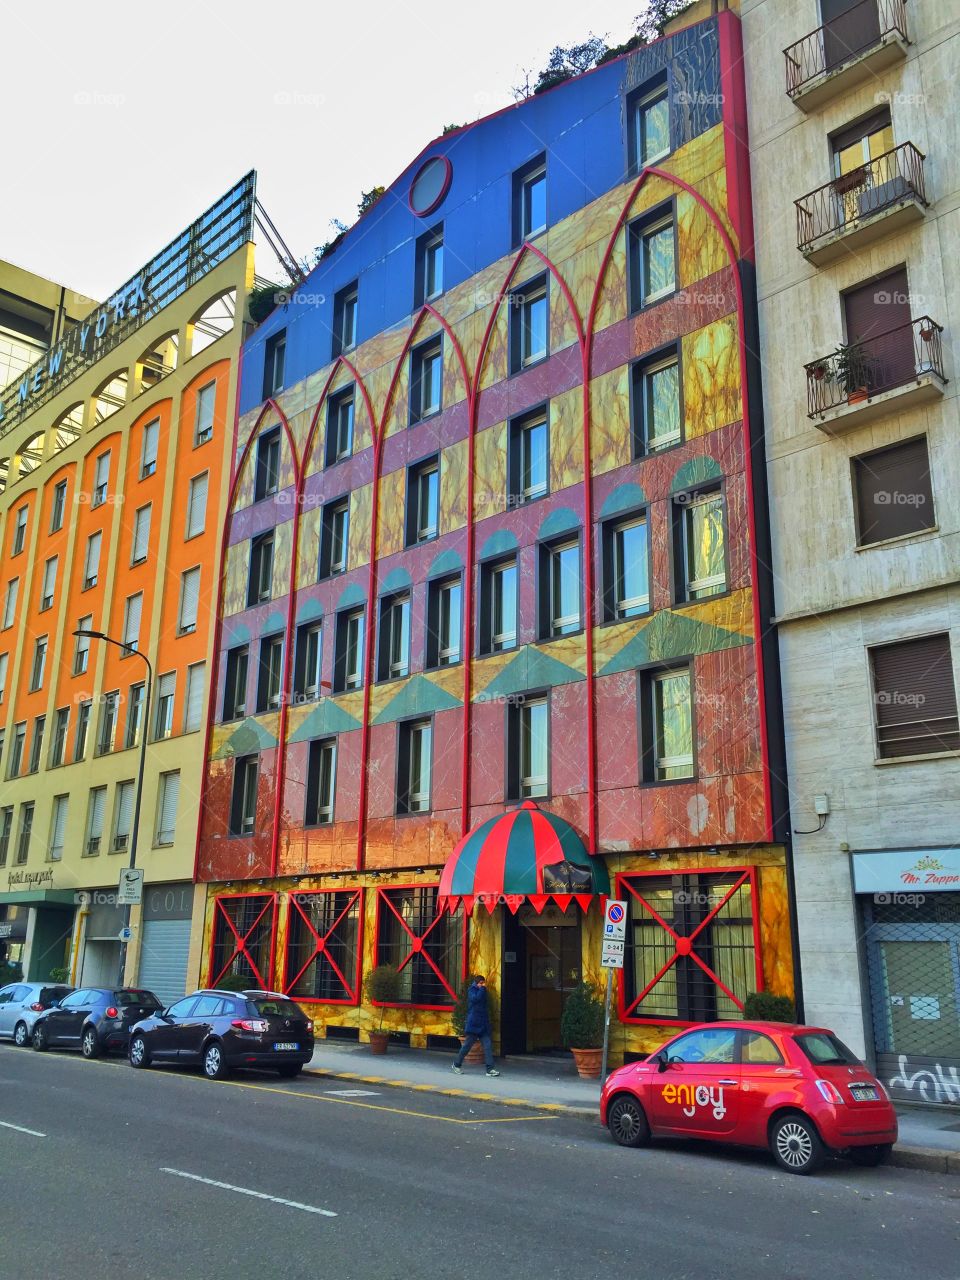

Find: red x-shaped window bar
[210,894,277,990]
[378,890,460,1002]
[284,890,362,1001]
[620,871,758,1019]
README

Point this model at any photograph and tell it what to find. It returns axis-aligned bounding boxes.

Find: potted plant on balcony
[560,981,606,1078]
[365,964,402,1054]
[834,342,870,404]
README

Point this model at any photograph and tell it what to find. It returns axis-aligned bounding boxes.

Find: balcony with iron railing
[805,316,946,431]
[784,0,909,112]
[796,143,927,265]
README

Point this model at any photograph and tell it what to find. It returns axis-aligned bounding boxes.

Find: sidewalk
[305,1041,960,1175]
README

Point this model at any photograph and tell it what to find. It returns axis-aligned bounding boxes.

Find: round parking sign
[608,903,625,924]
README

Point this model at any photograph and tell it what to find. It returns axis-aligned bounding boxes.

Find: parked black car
[32,987,162,1057]
[128,989,315,1079]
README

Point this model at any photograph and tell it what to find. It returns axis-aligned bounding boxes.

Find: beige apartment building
[742,0,960,1105]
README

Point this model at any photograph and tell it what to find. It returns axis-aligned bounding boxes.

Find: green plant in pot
[48,966,70,983]
[365,964,402,1054]
[560,981,606,1078]
[742,992,796,1023]
[834,342,870,403]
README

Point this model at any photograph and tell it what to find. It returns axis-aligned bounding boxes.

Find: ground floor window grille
[285,890,362,1002]
[375,886,463,1006]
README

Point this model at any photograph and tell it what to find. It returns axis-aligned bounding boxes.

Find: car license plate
[850,1085,879,1101]
[274,1041,299,1051]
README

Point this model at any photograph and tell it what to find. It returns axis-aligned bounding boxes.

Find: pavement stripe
[0,1120,46,1137]
[160,1168,336,1217]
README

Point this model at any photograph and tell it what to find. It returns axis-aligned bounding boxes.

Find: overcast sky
[6,0,646,301]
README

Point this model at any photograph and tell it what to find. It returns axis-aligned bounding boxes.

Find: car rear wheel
[32,1024,48,1052]
[277,1064,303,1079]
[129,1035,150,1069]
[770,1113,826,1175]
[13,1021,29,1048]
[849,1143,893,1167]
[607,1095,650,1148]
[203,1041,230,1080]
[81,1027,101,1059]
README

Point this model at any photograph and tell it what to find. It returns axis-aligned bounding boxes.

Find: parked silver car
[0,982,73,1047]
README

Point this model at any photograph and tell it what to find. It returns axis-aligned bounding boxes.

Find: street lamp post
[73,629,153,989]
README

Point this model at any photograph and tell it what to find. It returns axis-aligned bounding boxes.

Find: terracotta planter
[847,388,868,405]
[459,1036,486,1065]
[570,1047,603,1079]
[368,1030,389,1055]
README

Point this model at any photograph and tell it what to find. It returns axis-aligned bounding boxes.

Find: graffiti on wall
[885,1053,960,1105]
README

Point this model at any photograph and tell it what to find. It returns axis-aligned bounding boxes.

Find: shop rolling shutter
[157,772,180,844]
[187,473,208,538]
[138,917,192,1006]
[853,437,934,545]
[184,663,206,733]
[179,569,200,633]
[871,634,960,758]
[133,506,151,562]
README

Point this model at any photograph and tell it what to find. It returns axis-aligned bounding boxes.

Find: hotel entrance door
[501,904,583,1053]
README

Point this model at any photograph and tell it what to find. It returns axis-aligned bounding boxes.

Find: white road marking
[160,1168,337,1217]
[0,1120,46,1137]
[324,1088,381,1097]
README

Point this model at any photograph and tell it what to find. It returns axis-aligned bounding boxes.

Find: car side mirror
[656,1051,670,1073]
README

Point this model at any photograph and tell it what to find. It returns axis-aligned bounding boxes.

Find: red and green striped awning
[438,801,610,915]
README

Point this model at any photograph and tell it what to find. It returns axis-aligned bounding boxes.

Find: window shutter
[115,782,134,839]
[179,568,200,632]
[95,452,110,488]
[4,579,19,627]
[185,663,205,732]
[42,557,57,602]
[142,420,159,471]
[196,383,215,439]
[0,652,7,701]
[89,787,106,837]
[133,506,151,562]
[187,473,208,538]
[854,437,934,545]
[50,796,68,855]
[85,532,101,581]
[158,772,180,842]
[872,634,960,758]
[123,594,142,647]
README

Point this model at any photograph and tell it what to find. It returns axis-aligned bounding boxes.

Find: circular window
[409,156,452,217]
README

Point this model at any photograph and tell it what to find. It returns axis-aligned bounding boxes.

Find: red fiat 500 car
[600,1021,898,1175]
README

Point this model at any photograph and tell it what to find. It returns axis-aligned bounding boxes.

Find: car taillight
[815,1079,844,1104]
[875,1079,891,1102]
[105,1007,119,1019]
[30,1003,44,1012]
[305,1020,314,1033]
[231,1019,268,1032]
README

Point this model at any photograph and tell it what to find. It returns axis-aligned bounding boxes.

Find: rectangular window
[156,770,180,845]
[629,210,676,310]
[195,380,216,445]
[186,472,208,539]
[74,616,92,674]
[49,795,68,862]
[426,576,462,668]
[378,595,411,682]
[853,436,935,547]
[406,457,439,545]
[257,635,284,711]
[84,531,102,589]
[676,489,726,601]
[178,567,201,635]
[96,691,119,755]
[539,539,581,639]
[28,715,45,773]
[479,558,518,655]
[12,506,27,555]
[3,578,19,628]
[319,500,349,578]
[140,418,159,478]
[641,666,695,782]
[629,82,669,171]
[334,608,365,693]
[85,786,106,855]
[132,504,151,565]
[332,282,358,357]
[603,514,650,621]
[510,276,548,373]
[223,646,249,720]
[40,556,57,611]
[286,890,360,1001]
[15,802,34,865]
[305,738,337,825]
[50,480,67,533]
[294,623,323,702]
[0,651,6,704]
[92,451,110,508]
[397,719,432,814]
[0,808,12,867]
[29,636,47,690]
[184,661,206,733]
[870,634,959,758]
[50,707,69,766]
[8,723,25,777]
[122,592,143,651]
[230,756,258,835]
[513,154,547,244]
[633,353,681,454]
[376,886,462,1006]
[262,331,286,399]
[154,672,176,740]
[112,780,135,853]
[410,338,442,422]
[508,696,549,799]
[210,893,276,988]
[254,427,281,501]
[74,701,92,761]
[509,407,549,504]
[621,871,756,1022]
[325,389,354,466]
[247,531,275,605]
[125,683,145,749]
[415,225,444,306]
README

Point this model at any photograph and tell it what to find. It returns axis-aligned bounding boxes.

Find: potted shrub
[834,343,870,404]
[365,965,402,1054]
[743,992,796,1023]
[452,976,491,1064]
[560,982,606,1078]
[48,967,69,983]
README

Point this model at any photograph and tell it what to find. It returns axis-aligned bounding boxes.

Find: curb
[303,1067,959,1172]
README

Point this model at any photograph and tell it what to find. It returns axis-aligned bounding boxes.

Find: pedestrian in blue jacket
[452,975,500,1077]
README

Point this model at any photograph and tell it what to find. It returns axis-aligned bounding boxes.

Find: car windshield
[116,990,161,1009]
[39,986,71,1004]
[250,998,302,1018]
[794,1032,861,1067]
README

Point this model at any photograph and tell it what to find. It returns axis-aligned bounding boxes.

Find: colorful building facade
[0,176,255,1001]
[196,11,796,1060]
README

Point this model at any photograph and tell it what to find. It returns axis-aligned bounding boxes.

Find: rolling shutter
[843,268,913,395]
[138,918,192,1006]
[871,634,960,758]
[114,781,134,848]
[85,532,102,584]
[179,569,200,633]
[184,663,206,733]
[0,652,7,702]
[49,795,68,859]
[854,437,934,545]
[123,594,142,649]
[157,772,180,844]
[133,506,151,563]
[141,420,159,474]
[187,473,208,538]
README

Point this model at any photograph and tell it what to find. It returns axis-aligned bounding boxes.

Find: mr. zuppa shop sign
[852,848,960,894]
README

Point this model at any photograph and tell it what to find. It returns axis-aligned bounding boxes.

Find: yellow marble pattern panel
[376,468,406,560]
[441,335,469,409]
[592,616,642,670]
[440,437,469,535]
[470,646,518,700]
[347,483,372,573]
[222,541,248,618]
[682,315,741,439]
[472,422,508,522]
[584,234,629,336]
[533,632,587,675]
[271,520,293,599]
[477,303,509,393]
[548,272,581,356]
[548,386,584,494]
[297,506,321,590]
[685,587,754,640]
[381,360,410,442]
[589,365,632,479]
[450,307,489,380]
[677,187,728,289]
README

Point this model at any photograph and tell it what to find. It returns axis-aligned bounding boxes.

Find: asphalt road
[1,1044,958,1280]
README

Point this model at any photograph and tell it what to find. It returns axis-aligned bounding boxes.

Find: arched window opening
[92,370,128,424]
[137,332,179,393]
[189,290,236,358]
[52,402,84,452]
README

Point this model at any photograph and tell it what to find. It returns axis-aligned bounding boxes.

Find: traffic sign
[118,926,134,943]
[601,950,624,970]
[603,898,627,941]
[117,868,144,905]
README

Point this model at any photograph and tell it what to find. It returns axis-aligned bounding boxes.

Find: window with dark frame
[262,331,286,399]
[223,645,249,720]
[333,608,365,692]
[74,701,91,762]
[256,634,284,712]
[640,665,695,782]
[50,480,67,533]
[513,154,547,244]
[125,683,145,749]
[674,488,726,602]
[415,225,444,307]
[508,407,549,505]
[247,531,275,605]
[396,718,432,814]
[853,436,935,547]
[305,738,337,825]
[426,576,462,668]
[870,633,959,759]
[332,282,358,358]
[510,275,548,373]
[375,886,461,1006]
[507,695,549,800]
[410,337,443,423]
[326,388,355,467]
[319,498,349,578]
[602,512,650,621]
[406,457,440,545]
[629,208,676,311]
[478,557,518,655]
[28,715,44,774]
[286,890,360,1000]
[294,622,323,702]
[50,707,69,767]
[254,427,281,501]
[378,594,411,682]
[538,538,581,639]
[230,754,259,835]
[632,352,681,454]
[628,81,670,172]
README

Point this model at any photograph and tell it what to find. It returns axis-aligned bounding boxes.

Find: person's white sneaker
[451,1064,463,1074]
[486,1068,501,1077]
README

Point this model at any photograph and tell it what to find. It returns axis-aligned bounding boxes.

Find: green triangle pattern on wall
[372,674,463,725]
[212,717,280,760]
[288,699,363,742]
[478,645,583,702]
[599,610,750,676]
